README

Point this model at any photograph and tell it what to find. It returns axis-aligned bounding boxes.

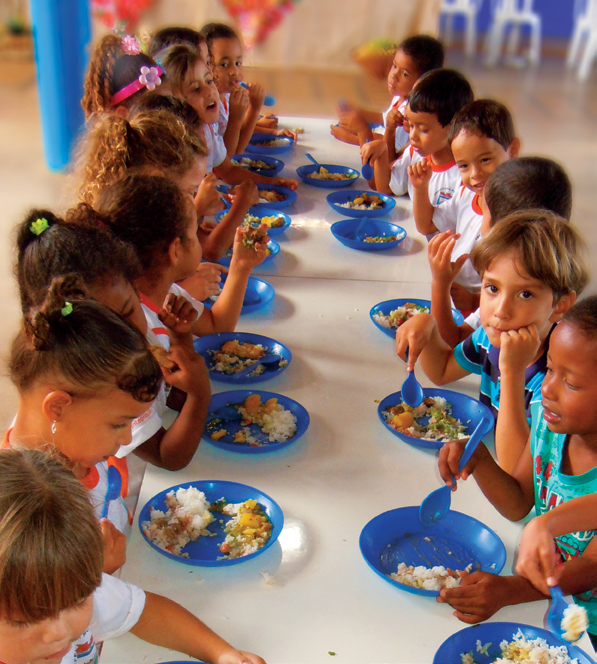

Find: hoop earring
[51,421,57,435]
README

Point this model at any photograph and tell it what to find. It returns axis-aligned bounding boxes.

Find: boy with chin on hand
[396,211,588,471]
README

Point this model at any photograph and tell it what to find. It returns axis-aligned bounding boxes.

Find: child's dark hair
[484,157,573,225]
[10,275,162,402]
[471,210,588,302]
[199,22,239,53]
[15,207,141,314]
[128,92,201,128]
[407,68,474,127]
[95,174,193,276]
[82,34,157,118]
[0,448,104,622]
[399,35,444,76]
[448,99,515,151]
[73,109,207,206]
[563,296,597,341]
[148,26,203,57]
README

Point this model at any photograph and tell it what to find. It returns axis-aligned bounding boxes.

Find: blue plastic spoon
[207,405,242,424]
[305,153,321,169]
[547,584,586,642]
[401,348,424,408]
[232,354,281,379]
[101,465,122,519]
[240,81,275,106]
[418,417,490,527]
[362,138,374,181]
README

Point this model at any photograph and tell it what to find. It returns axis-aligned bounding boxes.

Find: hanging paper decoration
[91,0,157,31]
[218,0,301,49]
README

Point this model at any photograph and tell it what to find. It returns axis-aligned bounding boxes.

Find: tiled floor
[1,52,596,426]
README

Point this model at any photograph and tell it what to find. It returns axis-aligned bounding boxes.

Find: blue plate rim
[203,388,310,453]
[369,298,464,338]
[138,479,284,567]
[203,275,275,315]
[330,218,407,251]
[215,207,292,236]
[326,189,397,217]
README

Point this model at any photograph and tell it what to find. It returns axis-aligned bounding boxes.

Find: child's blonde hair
[74,109,207,206]
[156,43,204,96]
[471,210,589,301]
[0,447,103,622]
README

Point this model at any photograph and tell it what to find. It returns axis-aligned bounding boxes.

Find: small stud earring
[51,421,57,435]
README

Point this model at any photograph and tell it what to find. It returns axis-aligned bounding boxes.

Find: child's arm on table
[256,114,278,128]
[135,296,211,471]
[236,83,265,154]
[192,227,268,336]
[195,173,226,218]
[199,181,259,262]
[361,140,393,194]
[429,231,475,347]
[395,313,470,385]
[409,160,438,236]
[214,157,298,190]
[494,326,540,473]
[222,87,249,158]
[130,591,265,664]
[516,495,597,594]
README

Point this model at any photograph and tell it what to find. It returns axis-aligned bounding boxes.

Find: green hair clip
[30,217,49,235]
[61,302,73,317]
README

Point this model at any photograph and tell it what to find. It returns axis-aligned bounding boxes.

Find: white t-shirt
[433,185,483,292]
[217,92,230,137]
[205,123,227,173]
[140,283,205,352]
[62,574,146,664]
[382,96,409,152]
[464,307,481,331]
[390,145,460,208]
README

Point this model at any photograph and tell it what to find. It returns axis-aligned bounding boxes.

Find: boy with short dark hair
[361,69,474,216]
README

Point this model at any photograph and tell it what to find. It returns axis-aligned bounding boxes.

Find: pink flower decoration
[138,66,161,91]
[121,34,141,55]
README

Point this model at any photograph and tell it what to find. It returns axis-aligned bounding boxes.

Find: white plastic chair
[568,0,597,79]
[484,0,541,67]
[440,0,483,58]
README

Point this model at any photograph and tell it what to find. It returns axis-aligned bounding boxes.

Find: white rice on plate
[391,562,472,591]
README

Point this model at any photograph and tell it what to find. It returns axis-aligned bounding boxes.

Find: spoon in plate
[232,354,282,379]
[418,417,490,527]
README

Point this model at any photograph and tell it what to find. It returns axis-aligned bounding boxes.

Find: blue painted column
[29,0,91,171]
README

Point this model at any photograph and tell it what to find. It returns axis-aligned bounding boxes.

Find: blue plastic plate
[216,239,280,267]
[232,153,284,177]
[193,332,292,384]
[204,389,310,453]
[203,274,275,315]
[359,506,506,597]
[215,205,292,236]
[370,298,464,338]
[434,622,595,664]
[326,190,396,218]
[217,184,296,210]
[296,163,359,188]
[139,479,284,567]
[378,388,495,451]
[331,219,407,251]
[245,133,295,155]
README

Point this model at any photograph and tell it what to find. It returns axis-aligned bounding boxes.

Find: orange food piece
[244,394,262,414]
[391,412,415,429]
[264,397,278,413]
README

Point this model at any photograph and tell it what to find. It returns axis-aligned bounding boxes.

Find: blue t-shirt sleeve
[454,327,484,375]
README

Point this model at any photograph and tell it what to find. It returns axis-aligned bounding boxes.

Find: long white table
[102,119,596,664]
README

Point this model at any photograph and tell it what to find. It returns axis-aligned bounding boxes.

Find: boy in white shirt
[361,69,473,224]
[422,100,521,313]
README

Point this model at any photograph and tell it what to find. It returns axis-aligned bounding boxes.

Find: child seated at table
[332,34,444,160]
[431,157,573,350]
[396,211,588,469]
[361,68,473,221]
[0,447,266,664]
[435,296,597,647]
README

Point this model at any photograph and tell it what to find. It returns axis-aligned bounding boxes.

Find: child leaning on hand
[435,297,597,650]
[396,211,588,471]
